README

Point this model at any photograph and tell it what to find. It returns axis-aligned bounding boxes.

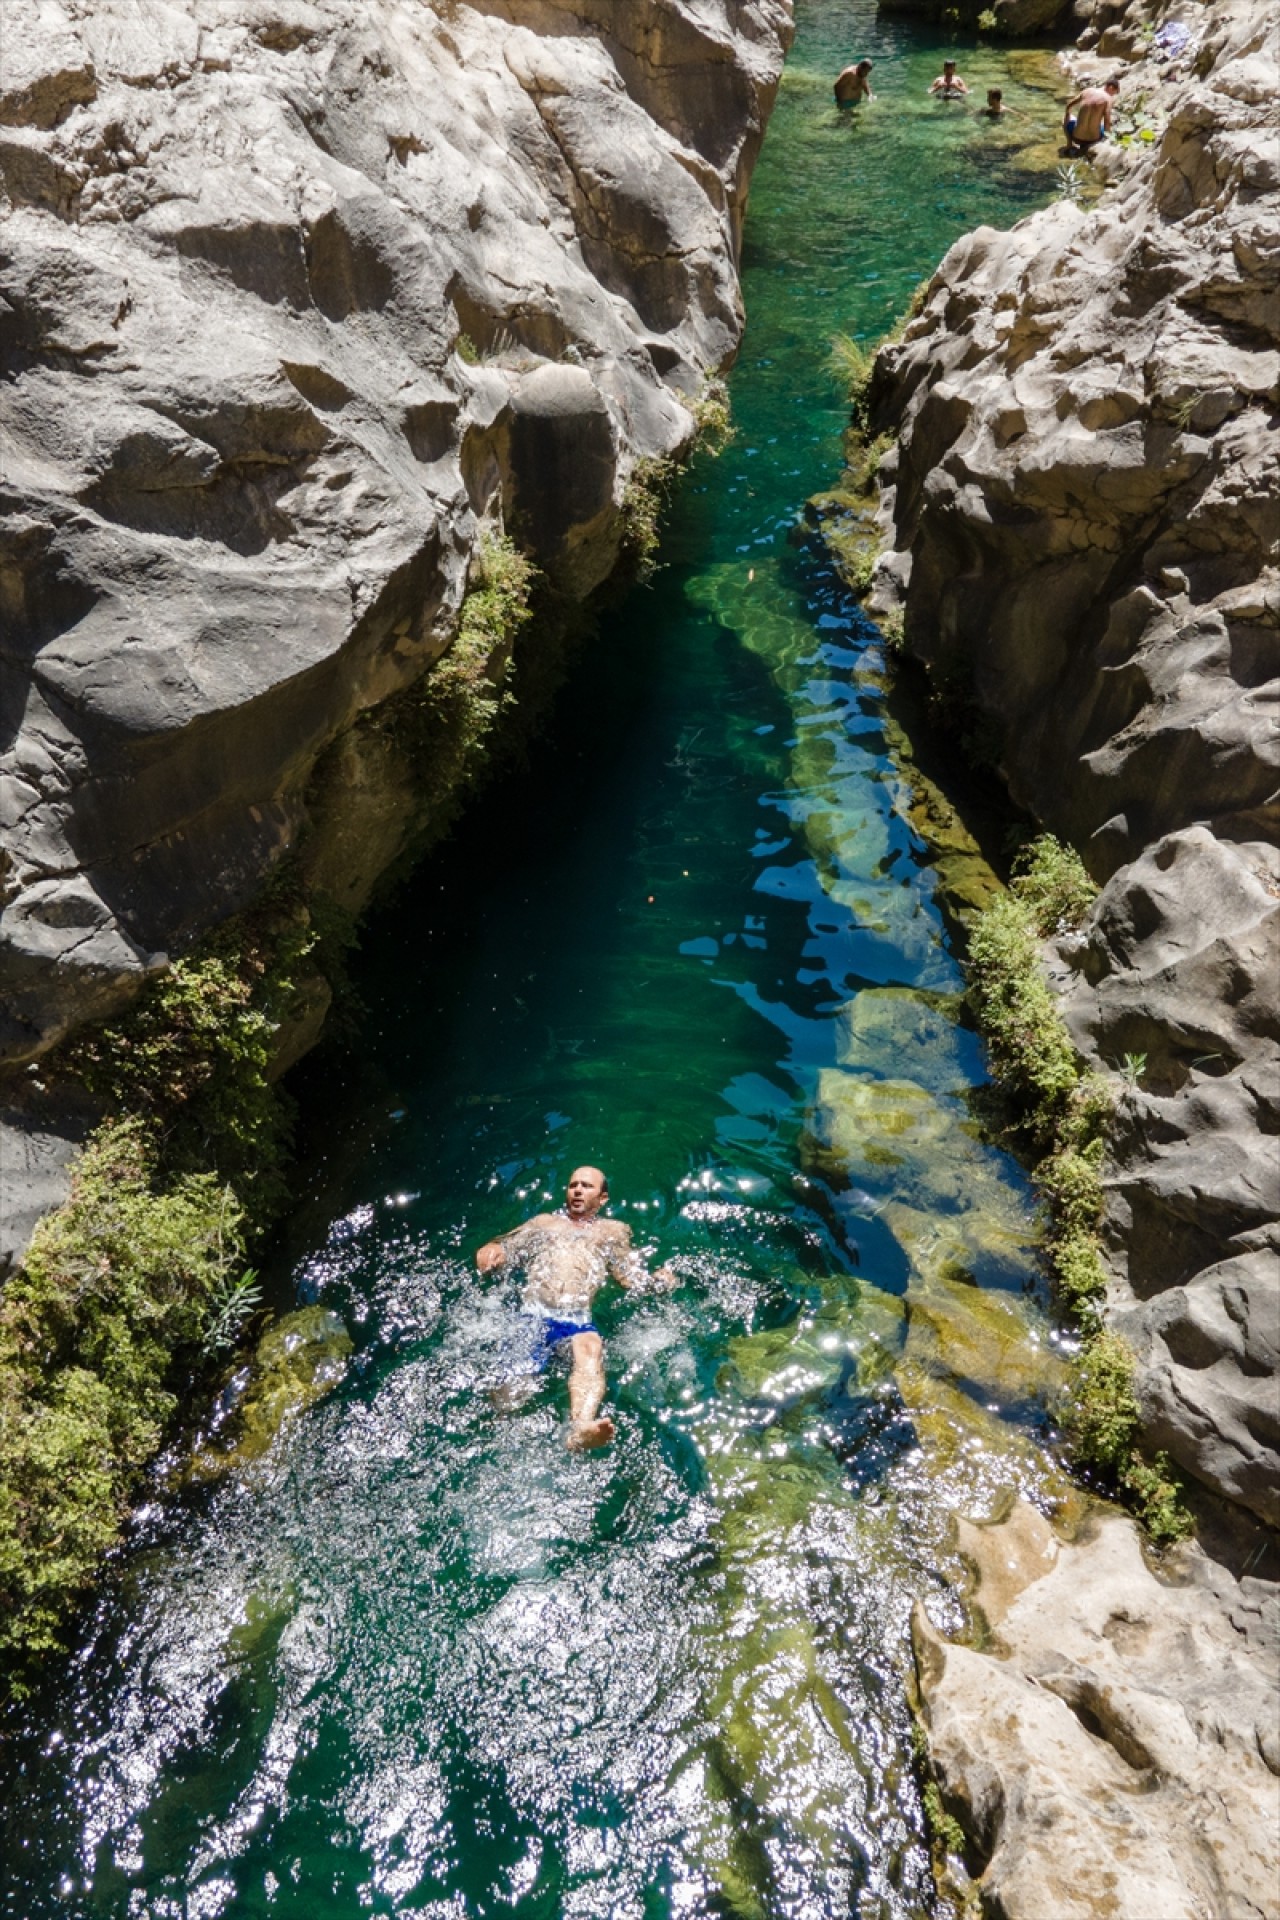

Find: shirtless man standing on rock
[476,1165,675,1451]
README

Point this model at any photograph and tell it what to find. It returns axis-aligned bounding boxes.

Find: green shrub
[880,609,906,654]
[1121,1452,1194,1544]
[456,528,536,662]
[389,527,538,815]
[1062,1329,1138,1472]
[0,1122,244,1671]
[619,455,678,581]
[68,889,317,1223]
[690,378,735,454]
[828,332,877,430]
[922,1779,968,1859]
[1038,1137,1104,1239]
[1050,1230,1108,1319]
[966,893,1079,1128]
[1010,834,1097,935]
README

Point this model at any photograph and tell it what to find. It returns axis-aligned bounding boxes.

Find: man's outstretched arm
[476,1215,544,1274]
[608,1225,677,1294]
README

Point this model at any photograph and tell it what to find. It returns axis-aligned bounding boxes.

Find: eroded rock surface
[869,0,1279,1526]
[914,1499,1280,1920]
[0,0,791,1070]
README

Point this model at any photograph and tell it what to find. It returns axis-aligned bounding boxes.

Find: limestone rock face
[914,1500,1280,1920]
[0,0,792,1076]
[870,0,1279,1525]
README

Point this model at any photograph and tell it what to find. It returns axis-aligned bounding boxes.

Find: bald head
[565,1166,608,1220]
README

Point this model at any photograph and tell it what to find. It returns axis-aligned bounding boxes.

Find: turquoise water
[2,9,1072,1917]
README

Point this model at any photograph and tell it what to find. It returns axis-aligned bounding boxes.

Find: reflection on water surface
[1,5,1078,1916]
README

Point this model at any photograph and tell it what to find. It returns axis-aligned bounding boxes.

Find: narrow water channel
[4,8,1074,1917]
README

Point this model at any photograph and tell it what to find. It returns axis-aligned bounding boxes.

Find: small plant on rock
[1055,162,1086,204]
[201,1268,264,1358]
[619,455,679,582]
[828,332,877,431]
[690,378,735,454]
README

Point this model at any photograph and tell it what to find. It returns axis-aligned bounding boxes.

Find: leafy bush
[1121,1452,1194,1544]
[1062,1329,1138,1472]
[922,1779,968,1859]
[880,609,906,654]
[619,455,678,581]
[0,1122,243,1671]
[1010,834,1097,935]
[69,889,317,1223]
[1038,1137,1104,1239]
[389,527,538,815]
[828,332,877,431]
[1050,1230,1109,1319]
[966,892,1080,1127]
[456,528,536,663]
[690,378,735,454]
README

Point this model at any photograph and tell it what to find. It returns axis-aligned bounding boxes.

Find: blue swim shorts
[508,1312,597,1376]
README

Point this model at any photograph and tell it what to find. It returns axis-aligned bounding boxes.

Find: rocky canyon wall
[868,0,1278,1532]
[0,0,793,1258]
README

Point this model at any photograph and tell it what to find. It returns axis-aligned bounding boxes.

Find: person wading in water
[929,59,969,97]
[476,1166,675,1451]
[834,59,874,106]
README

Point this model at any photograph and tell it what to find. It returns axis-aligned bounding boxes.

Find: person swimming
[834,59,874,106]
[476,1165,675,1451]
[929,60,970,98]
[983,88,1007,116]
[1064,78,1120,152]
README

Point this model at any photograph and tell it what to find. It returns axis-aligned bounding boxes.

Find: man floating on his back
[476,1166,675,1451]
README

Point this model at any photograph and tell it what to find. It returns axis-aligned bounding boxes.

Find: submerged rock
[914,1498,1280,1920]
[869,0,1279,1527]
[188,1304,353,1480]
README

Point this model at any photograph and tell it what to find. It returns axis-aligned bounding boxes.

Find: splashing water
[1,7,1077,1917]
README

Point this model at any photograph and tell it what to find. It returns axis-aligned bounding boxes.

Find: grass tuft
[828,332,877,431]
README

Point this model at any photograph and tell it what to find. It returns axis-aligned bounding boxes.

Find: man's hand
[476,1240,506,1274]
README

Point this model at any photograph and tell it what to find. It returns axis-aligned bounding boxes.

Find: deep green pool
[3,8,1075,1917]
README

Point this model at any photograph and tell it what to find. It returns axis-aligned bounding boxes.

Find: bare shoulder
[598,1218,632,1241]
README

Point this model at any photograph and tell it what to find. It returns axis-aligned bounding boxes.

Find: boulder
[914,1499,1280,1920]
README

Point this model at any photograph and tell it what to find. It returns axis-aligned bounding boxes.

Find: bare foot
[566,1416,615,1452]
